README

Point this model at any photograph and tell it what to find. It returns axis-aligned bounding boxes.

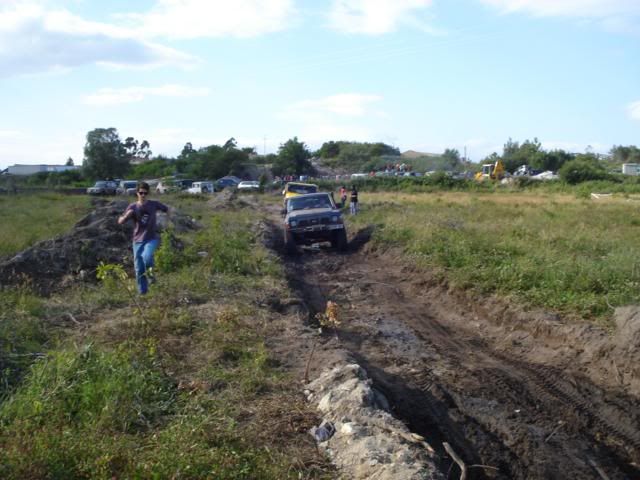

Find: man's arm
[118,208,134,225]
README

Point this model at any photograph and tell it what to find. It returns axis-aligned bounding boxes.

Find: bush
[559,158,609,184]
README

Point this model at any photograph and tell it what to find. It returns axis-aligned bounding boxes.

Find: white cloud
[282,93,383,118]
[478,0,640,18]
[328,0,433,34]
[83,84,210,106]
[628,101,640,120]
[127,0,295,39]
[0,129,25,139]
[0,2,196,77]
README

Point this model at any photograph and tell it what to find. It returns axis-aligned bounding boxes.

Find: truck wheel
[333,230,347,251]
[284,230,297,254]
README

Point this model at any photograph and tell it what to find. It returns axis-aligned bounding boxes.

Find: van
[187,181,214,194]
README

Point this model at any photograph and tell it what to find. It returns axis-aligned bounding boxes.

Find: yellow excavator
[474,160,506,182]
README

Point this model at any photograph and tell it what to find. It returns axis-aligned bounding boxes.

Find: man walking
[118,181,168,294]
[350,185,359,215]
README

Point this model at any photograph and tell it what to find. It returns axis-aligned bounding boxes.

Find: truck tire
[284,230,297,254]
[333,229,348,251]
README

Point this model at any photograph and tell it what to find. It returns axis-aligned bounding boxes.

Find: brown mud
[262,204,640,480]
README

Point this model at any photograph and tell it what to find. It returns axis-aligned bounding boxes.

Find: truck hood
[287,208,339,220]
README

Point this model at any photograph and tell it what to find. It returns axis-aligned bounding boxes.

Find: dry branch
[443,442,467,480]
[588,458,611,480]
[544,421,565,443]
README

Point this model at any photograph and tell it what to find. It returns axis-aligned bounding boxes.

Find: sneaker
[147,268,156,285]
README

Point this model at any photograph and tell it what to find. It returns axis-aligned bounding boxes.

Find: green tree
[65,157,74,166]
[123,137,152,161]
[534,149,573,172]
[501,138,544,173]
[272,137,313,176]
[130,156,175,179]
[558,154,609,184]
[442,148,461,168]
[610,145,640,163]
[82,128,130,179]
[318,141,341,158]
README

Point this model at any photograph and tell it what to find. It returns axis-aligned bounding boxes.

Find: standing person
[350,185,359,215]
[339,185,347,208]
[117,181,168,295]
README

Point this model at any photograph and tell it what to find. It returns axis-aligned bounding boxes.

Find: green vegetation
[0,193,91,258]
[349,192,640,323]
[0,197,329,479]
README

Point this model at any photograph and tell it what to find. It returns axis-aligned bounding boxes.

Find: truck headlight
[289,220,298,227]
[331,216,341,223]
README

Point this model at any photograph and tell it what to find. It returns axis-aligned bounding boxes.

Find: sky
[0,0,639,169]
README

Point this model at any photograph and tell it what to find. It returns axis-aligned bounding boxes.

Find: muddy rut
[273,222,640,479]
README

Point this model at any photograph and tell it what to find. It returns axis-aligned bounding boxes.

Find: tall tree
[82,128,130,179]
[272,137,313,176]
[65,157,74,166]
[442,148,461,167]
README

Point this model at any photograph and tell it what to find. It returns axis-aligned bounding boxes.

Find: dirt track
[269,211,640,479]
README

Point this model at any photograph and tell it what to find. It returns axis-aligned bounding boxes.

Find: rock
[306,363,443,480]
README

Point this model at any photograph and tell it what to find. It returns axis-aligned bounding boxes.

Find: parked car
[187,181,214,194]
[282,192,347,253]
[117,180,138,196]
[155,178,194,194]
[87,180,118,195]
[215,176,241,190]
[237,180,260,191]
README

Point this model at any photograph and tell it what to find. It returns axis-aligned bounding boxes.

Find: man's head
[137,181,150,200]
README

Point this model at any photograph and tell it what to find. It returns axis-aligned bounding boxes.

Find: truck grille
[297,217,330,228]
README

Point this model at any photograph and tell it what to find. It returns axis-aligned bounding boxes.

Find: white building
[622,163,640,176]
[5,164,81,176]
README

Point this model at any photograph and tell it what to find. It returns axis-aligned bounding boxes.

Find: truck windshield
[288,184,318,194]
[288,195,332,211]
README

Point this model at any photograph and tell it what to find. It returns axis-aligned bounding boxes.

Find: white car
[237,181,260,191]
[187,181,214,194]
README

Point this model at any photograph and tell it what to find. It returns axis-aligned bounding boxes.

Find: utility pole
[263,136,267,156]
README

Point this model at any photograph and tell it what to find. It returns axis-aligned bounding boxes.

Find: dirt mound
[0,199,199,294]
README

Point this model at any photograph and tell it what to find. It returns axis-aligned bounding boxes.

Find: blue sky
[0,0,639,169]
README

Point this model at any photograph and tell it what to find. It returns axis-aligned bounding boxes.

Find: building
[622,163,640,176]
[4,164,81,176]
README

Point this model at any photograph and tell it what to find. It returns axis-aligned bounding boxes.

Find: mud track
[267,215,640,479]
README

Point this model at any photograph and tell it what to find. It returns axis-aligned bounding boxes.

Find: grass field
[0,194,330,479]
[0,193,92,258]
[349,191,640,323]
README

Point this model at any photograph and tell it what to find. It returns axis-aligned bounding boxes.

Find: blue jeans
[133,238,160,294]
[350,201,358,215]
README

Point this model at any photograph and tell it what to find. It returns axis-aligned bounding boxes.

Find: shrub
[559,158,609,184]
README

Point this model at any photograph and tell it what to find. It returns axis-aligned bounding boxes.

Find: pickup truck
[282,192,347,253]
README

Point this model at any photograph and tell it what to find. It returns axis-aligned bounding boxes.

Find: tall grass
[350,192,640,322]
[0,193,91,258]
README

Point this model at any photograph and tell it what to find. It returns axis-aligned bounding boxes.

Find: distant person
[117,181,168,295]
[339,185,347,208]
[350,185,358,215]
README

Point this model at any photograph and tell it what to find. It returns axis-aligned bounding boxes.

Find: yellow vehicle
[282,182,318,201]
[474,160,506,181]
